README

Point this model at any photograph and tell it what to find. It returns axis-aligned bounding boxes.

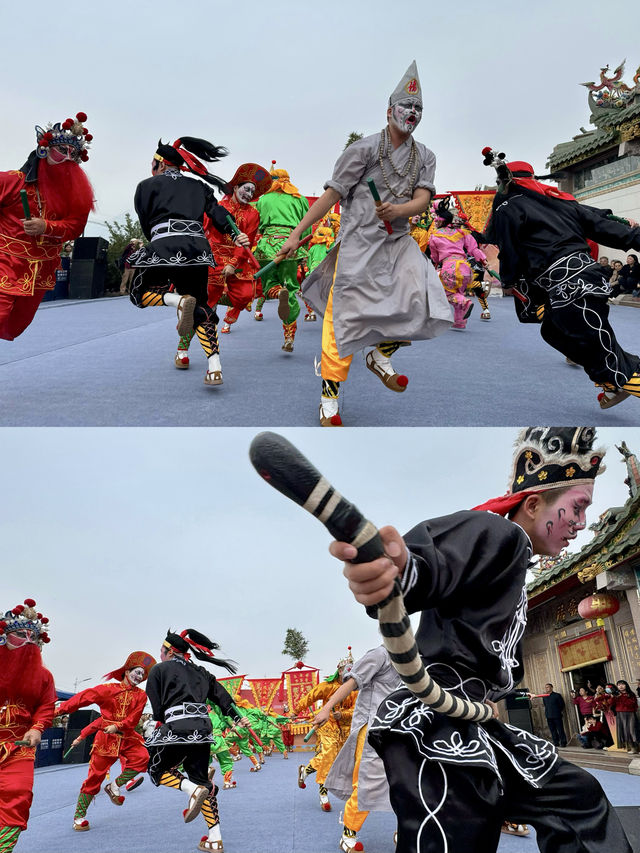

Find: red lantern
[578,593,620,626]
[295,661,304,669]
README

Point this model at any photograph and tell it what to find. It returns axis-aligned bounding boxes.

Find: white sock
[320,396,339,417]
[108,781,120,796]
[370,347,392,369]
[176,349,189,359]
[163,293,182,308]
[207,824,222,842]
[207,353,222,373]
[179,778,198,796]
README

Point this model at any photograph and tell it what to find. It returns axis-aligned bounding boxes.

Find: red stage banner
[558,629,612,672]
[218,675,246,700]
[284,669,319,716]
[248,678,282,711]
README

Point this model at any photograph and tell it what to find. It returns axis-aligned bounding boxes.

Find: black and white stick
[248,431,493,724]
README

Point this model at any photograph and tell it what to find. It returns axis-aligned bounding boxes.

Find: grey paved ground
[19,755,640,853]
[1,295,639,426]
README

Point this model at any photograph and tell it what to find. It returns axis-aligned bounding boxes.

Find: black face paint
[558,508,565,519]
[546,520,554,536]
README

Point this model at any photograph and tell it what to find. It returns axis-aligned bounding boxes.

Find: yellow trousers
[321,285,354,383]
[343,725,369,832]
[315,723,347,785]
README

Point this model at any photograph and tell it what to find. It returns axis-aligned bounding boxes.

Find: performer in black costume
[331,427,632,853]
[484,156,640,410]
[130,138,249,387]
[145,629,248,852]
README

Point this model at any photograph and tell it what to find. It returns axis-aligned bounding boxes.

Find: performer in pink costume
[428,198,487,330]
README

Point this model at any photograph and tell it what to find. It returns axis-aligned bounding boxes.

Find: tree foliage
[282,628,309,662]
[343,131,364,150]
[103,213,145,289]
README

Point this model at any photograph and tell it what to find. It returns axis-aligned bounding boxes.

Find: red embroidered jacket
[0,170,88,296]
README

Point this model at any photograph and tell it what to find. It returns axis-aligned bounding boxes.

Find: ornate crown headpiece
[0,598,50,647]
[35,112,92,162]
[103,650,156,683]
[510,427,606,495]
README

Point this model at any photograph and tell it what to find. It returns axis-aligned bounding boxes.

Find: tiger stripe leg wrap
[622,373,640,398]
[477,292,489,311]
[200,794,220,828]
[0,828,21,853]
[159,771,184,791]
[195,321,219,358]
[115,768,138,787]
[321,380,340,399]
[141,291,167,307]
[376,341,402,357]
[74,792,93,819]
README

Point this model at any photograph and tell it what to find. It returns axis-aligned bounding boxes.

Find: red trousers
[0,292,45,340]
[80,738,149,796]
[0,749,35,829]
[208,277,255,314]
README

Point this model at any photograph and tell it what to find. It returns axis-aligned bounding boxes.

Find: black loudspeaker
[72,237,109,261]
[615,807,640,852]
[504,708,534,733]
[68,709,99,729]
[69,260,106,299]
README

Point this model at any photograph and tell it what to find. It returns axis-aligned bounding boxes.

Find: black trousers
[147,742,211,790]
[130,265,218,325]
[540,295,640,387]
[546,716,567,747]
[380,736,631,853]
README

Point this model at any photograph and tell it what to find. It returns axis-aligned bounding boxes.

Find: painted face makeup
[234,182,256,204]
[391,99,423,134]
[47,145,75,165]
[126,666,145,686]
[6,629,36,649]
[532,483,594,556]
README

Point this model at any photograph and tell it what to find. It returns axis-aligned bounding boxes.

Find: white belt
[165,702,209,722]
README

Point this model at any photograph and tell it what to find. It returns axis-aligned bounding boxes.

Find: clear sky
[3,1,640,237]
[2,427,638,693]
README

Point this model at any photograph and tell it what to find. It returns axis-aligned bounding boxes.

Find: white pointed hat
[389,60,422,107]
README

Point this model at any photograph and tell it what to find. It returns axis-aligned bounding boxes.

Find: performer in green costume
[254,165,310,352]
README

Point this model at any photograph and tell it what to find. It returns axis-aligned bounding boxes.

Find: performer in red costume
[175,163,271,366]
[56,650,156,831]
[0,113,94,340]
[0,599,56,853]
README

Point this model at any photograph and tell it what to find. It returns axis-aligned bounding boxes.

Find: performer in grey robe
[314,645,402,852]
[279,61,451,426]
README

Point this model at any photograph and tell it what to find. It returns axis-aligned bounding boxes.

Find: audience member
[598,256,613,281]
[578,715,608,750]
[612,680,640,753]
[528,682,567,747]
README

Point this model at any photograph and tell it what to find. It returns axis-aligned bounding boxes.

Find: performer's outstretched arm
[329,525,407,608]
[279,188,341,257]
[313,677,357,728]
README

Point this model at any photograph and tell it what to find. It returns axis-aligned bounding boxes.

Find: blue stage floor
[19,754,640,853]
[1,295,639,426]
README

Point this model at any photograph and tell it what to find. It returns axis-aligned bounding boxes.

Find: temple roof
[547,61,640,170]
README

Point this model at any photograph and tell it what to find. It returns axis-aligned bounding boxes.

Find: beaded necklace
[377,127,419,199]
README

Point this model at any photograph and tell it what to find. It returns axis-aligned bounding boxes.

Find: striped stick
[248,431,493,724]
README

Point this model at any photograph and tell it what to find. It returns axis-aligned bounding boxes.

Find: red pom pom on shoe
[354,843,364,851]
[396,374,409,388]
[330,414,343,426]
